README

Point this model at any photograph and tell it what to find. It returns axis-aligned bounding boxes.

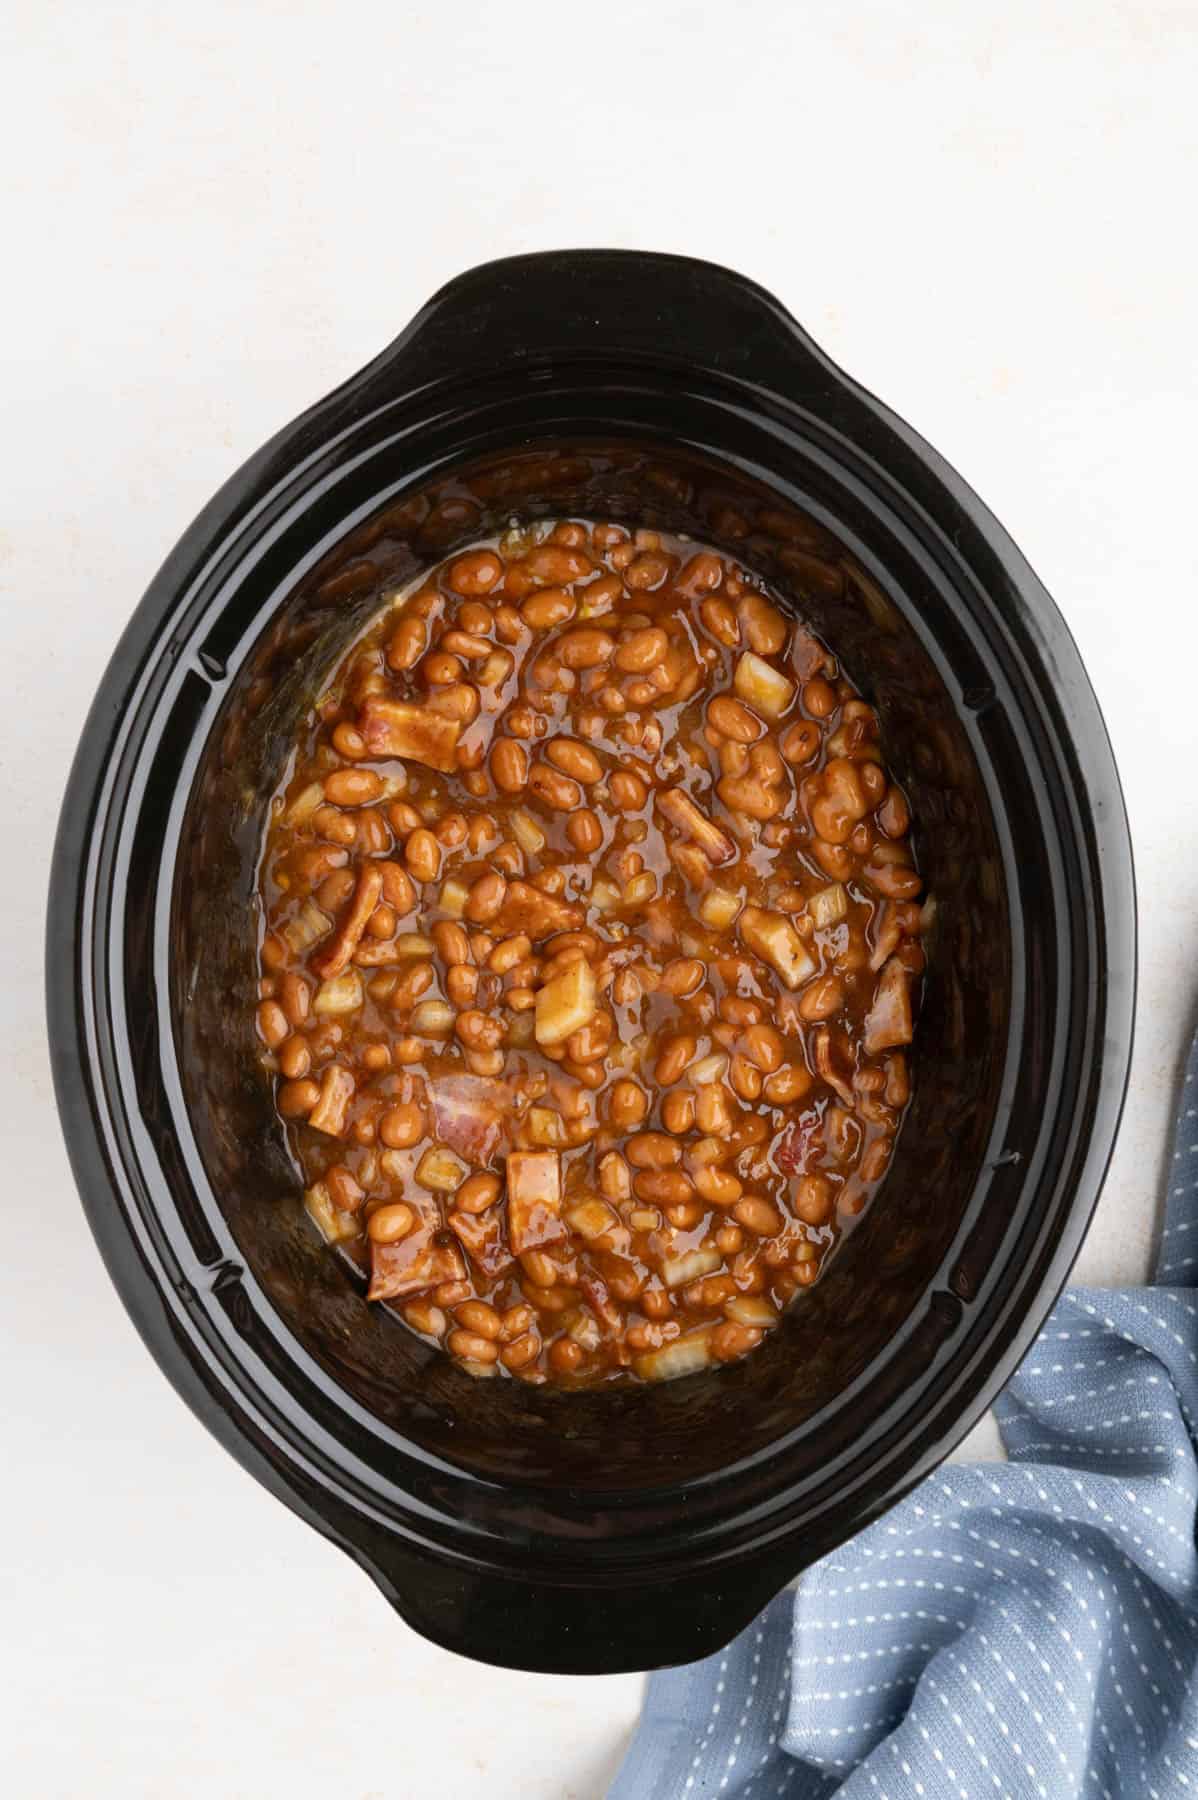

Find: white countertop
[4,3,1196,1794]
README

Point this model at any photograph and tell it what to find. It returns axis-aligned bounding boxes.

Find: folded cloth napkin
[610,1033,1198,1799]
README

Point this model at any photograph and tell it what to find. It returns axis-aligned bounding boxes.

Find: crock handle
[353,1525,799,1675]
[356,249,835,399]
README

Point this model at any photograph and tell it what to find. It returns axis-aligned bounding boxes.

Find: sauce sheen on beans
[256,519,928,1386]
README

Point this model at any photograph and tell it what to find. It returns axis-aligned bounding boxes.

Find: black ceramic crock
[47,251,1135,1674]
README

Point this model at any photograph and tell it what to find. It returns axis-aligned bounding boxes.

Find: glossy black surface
[47,251,1135,1672]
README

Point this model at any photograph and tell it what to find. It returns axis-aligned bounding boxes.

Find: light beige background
[3,2,1196,1794]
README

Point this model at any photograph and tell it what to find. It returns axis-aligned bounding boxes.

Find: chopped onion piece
[393,933,436,958]
[284,782,324,827]
[415,1145,468,1192]
[511,809,547,855]
[689,1052,729,1086]
[304,1182,358,1243]
[733,651,794,720]
[567,1199,618,1240]
[634,1329,714,1382]
[282,900,331,955]
[527,1105,567,1147]
[313,970,364,1015]
[410,999,455,1035]
[439,879,469,919]
[725,1295,781,1328]
[738,905,815,989]
[698,887,742,930]
[809,882,848,928]
[535,956,596,1047]
[661,1247,722,1289]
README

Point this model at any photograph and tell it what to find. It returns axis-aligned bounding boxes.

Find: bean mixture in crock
[255,520,928,1384]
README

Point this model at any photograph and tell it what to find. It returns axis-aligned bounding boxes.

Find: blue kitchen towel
[610,1033,1198,1799]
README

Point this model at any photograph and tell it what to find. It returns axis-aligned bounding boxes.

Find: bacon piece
[656,787,736,866]
[310,864,383,979]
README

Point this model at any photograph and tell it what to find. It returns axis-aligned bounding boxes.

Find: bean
[675,552,723,596]
[257,1000,289,1049]
[623,553,671,592]
[695,1081,734,1135]
[733,1195,784,1236]
[455,1299,503,1339]
[710,1321,763,1361]
[379,1102,424,1148]
[558,627,615,669]
[803,676,838,717]
[864,861,923,900]
[609,1080,649,1128]
[798,975,844,1021]
[780,720,820,764]
[566,808,603,854]
[694,1165,742,1206]
[422,651,463,686]
[368,1202,416,1244]
[547,738,603,782]
[448,1329,499,1365]
[763,1064,811,1105]
[523,545,594,584]
[403,1301,447,1338]
[729,1054,763,1101]
[615,626,669,672]
[323,768,383,808]
[458,874,508,931]
[634,1169,695,1204]
[405,829,440,883]
[386,616,427,671]
[278,1035,311,1080]
[448,549,502,594]
[609,770,647,810]
[794,1174,832,1225]
[877,785,911,838]
[432,920,471,966]
[446,964,479,1007]
[501,1333,540,1370]
[528,764,582,812]
[661,957,705,997]
[490,737,529,793]
[626,1132,682,1169]
[661,1090,696,1134]
[520,1249,560,1288]
[716,775,783,821]
[488,933,531,975]
[456,1172,502,1214]
[860,1135,894,1183]
[655,1034,696,1085]
[331,722,367,759]
[549,1338,585,1374]
[379,862,416,913]
[741,1024,784,1073]
[522,587,576,629]
[278,1078,320,1118]
[738,594,787,654]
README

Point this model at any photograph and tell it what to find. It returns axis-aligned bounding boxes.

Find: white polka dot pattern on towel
[608,1037,1198,1798]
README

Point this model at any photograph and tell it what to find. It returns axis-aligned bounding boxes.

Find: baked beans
[256,521,926,1384]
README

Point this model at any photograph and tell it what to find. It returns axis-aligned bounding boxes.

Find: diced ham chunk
[506,1150,565,1255]
[864,958,913,1054]
[448,1208,513,1280]
[431,1075,511,1164]
[358,697,461,772]
[368,1233,464,1301]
